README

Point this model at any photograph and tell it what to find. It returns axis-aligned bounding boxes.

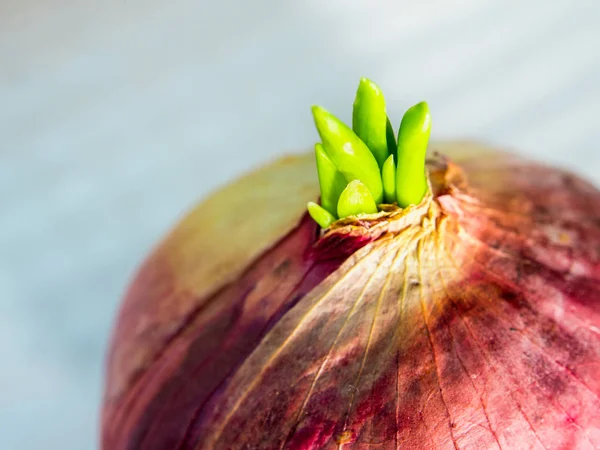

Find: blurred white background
[1,0,599,449]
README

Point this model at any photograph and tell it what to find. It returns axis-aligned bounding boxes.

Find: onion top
[309,78,432,227]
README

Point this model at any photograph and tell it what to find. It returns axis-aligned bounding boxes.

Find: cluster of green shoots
[307,78,432,229]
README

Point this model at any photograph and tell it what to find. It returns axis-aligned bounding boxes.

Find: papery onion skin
[102,142,600,450]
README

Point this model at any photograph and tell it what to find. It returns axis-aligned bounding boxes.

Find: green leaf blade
[352,78,389,169]
[337,180,378,219]
[395,101,431,208]
[307,201,337,229]
[314,143,347,216]
[312,105,384,204]
[382,154,396,204]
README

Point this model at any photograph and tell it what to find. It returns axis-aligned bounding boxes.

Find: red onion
[101,140,600,449]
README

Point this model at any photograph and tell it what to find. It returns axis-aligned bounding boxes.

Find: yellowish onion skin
[102,142,600,449]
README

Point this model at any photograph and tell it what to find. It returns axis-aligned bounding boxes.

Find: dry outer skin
[102,142,600,450]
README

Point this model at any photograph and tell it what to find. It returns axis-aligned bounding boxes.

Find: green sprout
[395,101,431,208]
[312,106,383,204]
[352,78,389,169]
[308,78,431,228]
[307,201,336,229]
[314,143,347,216]
[337,180,378,219]
[382,154,396,204]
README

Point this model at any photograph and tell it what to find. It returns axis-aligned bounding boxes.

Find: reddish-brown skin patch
[103,215,355,449]
[102,147,600,450]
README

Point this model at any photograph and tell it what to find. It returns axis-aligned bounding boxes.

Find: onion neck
[309,152,468,262]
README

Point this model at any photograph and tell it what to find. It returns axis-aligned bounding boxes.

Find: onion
[101,82,600,449]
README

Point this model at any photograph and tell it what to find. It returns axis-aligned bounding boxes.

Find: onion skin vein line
[416,234,460,450]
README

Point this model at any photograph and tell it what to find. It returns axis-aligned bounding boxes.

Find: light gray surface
[1,1,599,449]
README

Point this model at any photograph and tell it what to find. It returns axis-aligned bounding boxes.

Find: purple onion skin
[102,143,600,449]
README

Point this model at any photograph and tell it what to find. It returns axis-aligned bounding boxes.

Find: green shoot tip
[307,202,336,229]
